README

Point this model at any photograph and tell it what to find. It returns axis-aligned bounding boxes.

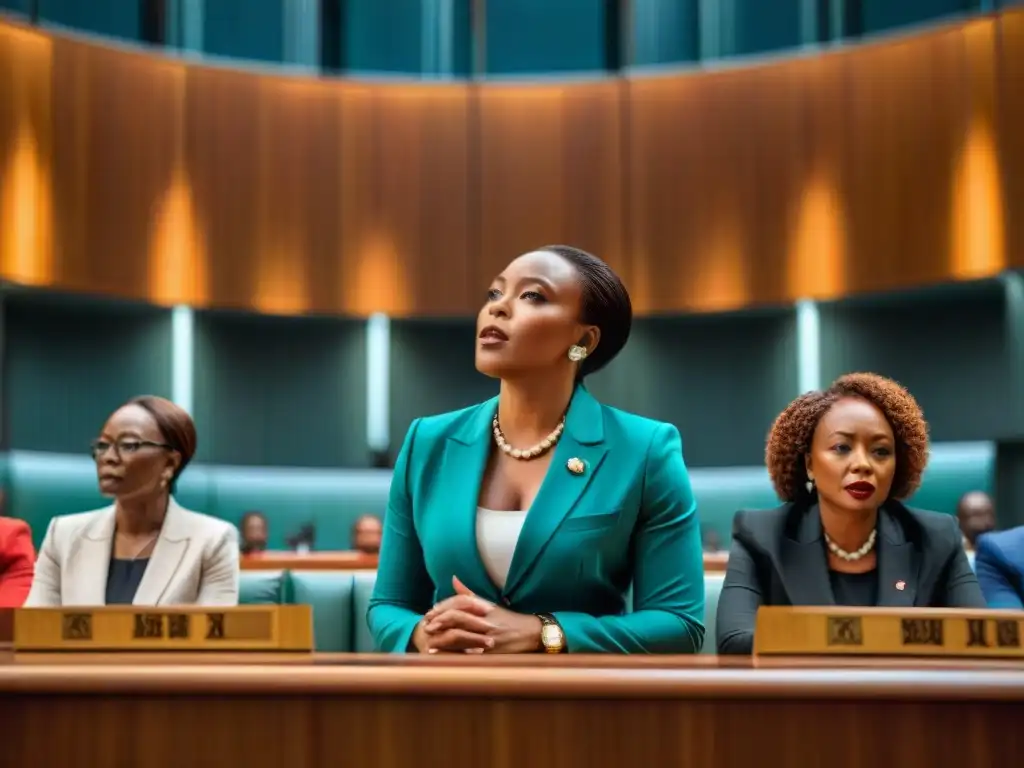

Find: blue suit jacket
[975,527,1024,609]
[367,385,706,654]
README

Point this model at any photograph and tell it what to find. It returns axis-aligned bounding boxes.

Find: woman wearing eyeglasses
[25,396,239,607]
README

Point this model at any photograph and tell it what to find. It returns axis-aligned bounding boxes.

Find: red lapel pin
[895,580,906,591]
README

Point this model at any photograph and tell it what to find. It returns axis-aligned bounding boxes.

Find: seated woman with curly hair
[716,372,985,655]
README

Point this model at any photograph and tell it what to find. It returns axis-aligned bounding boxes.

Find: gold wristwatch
[537,613,566,654]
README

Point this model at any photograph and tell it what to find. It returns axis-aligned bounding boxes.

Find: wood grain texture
[0,662,1022,767]
[238,551,729,571]
[2,12,1023,316]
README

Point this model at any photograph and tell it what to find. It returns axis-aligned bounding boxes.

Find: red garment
[0,517,35,608]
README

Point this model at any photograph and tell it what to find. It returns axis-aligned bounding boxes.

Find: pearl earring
[568,345,587,362]
[806,478,815,493]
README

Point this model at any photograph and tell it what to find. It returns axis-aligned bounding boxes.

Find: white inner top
[476,507,528,589]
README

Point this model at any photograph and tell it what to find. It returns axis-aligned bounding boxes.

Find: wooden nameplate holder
[13,605,313,652]
[754,606,1024,658]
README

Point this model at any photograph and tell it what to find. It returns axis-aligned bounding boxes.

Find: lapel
[71,506,116,605]
[443,396,503,602]
[503,386,608,598]
[875,503,919,608]
[778,504,836,605]
[133,498,191,606]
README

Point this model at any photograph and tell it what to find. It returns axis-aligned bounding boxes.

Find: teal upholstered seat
[290,571,355,652]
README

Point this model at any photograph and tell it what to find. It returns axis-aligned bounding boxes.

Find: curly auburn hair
[765,373,930,503]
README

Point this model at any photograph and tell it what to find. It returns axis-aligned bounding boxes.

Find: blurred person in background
[956,491,995,553]
[717,373,984,654]
[26,396,239,607]
[240,510,269,555]
[352,514,382,554]
[369,245,705,655]
[702,527,723,553]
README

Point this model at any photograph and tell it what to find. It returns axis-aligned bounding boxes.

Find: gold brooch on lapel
[566,457,586,475]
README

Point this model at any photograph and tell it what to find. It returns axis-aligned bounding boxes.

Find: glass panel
[632,0,700,66]
[203,0,284,64]
[485,0,608,75]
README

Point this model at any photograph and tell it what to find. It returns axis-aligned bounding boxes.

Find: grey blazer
[716,501,985,655]
[25,498,240,607]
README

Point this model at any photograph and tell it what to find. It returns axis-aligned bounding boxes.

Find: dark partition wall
[586,307,799,467]
[388,319,498,461]
[818,279,1015,442]
[192,311,367,468]
[2,289,173,453]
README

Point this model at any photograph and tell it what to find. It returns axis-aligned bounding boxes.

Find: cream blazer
[25,499,240,607]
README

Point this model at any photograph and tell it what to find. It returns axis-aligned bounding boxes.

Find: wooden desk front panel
[0,661,1020,767]
[5,695,1019,768]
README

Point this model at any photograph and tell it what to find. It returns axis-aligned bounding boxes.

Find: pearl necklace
[824,528,877,562]
[492,413,565,461]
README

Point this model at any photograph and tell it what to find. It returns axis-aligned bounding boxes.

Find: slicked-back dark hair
[127,395,197,484]
[540,245,632,379]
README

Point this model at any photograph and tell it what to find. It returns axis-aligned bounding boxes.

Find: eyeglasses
[90,439,171,459]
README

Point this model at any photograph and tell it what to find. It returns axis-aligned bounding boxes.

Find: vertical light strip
[171,305,194,415]
[438,0,455,76]
[298,0,320,67]
[166,0,181,48]
[366,313,390,453]
[180,0,204,53]
[282,0,297,63]
[796,299,821,394]
[422,0,439,75]
[799,0,819,45]
[283,0,319,67]
[698,0,723,59]
[829,0,845,40]
[1002,272,1024,433]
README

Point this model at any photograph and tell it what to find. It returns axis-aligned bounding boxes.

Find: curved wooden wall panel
[0,12,1022,316]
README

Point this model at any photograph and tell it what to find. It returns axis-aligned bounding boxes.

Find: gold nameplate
[754,606,1024,658]
[13,605,313,652]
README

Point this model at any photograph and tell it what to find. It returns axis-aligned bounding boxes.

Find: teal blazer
[367,385,706,654]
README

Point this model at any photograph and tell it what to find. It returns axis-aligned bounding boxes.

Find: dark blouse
[105,558,150,605]
[828,568,879,607]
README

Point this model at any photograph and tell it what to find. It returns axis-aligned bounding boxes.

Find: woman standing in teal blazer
[368,246,706,654]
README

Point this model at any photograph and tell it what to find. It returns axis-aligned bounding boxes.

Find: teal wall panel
[860,0,979,35]
[586,308,799,468]
[191,311,367,468]
[388,319,498,461]
[343,0,423,74]
[37,0,141,39]
[485,0,607,74]
[0,0,30,15]
[730,0,803,57]
[203,0,284,63]
[818,280,1013,443]
[3,291,173,454]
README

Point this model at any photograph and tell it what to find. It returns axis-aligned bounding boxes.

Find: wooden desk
[240,551,730,572]
[241,551,379,570]
[0,655,1019,767]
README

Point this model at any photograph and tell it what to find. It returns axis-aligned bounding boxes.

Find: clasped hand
[413,576,541,654]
